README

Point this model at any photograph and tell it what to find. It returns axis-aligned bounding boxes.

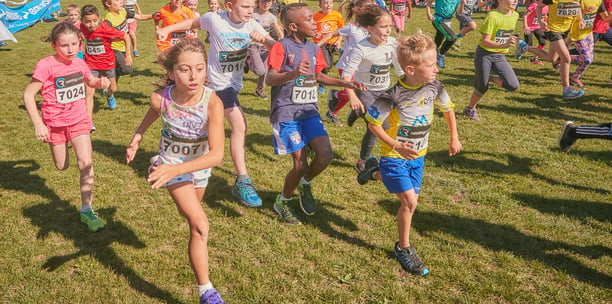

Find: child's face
[208,0,220,12]
[53,32,81,62]
[82,14,101,32]
[366,14,392,43]
[319,0,333,13]
[106,0,125,12]
[169,51,207,95]
[187,1,198,11]
[66,9,80,24]
[498,0,518,10]
[258,0,273,11]
[408,49,438,84]
[171,0,183,8]
[291,7,316,37]
[227,0,255,23]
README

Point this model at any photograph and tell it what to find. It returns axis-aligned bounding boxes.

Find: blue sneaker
[318,85,326,95]
[394,242,429,276]
[107,95,116,110]
[515,39,529,59]
[436,54,445,68]
[562,88,585,100]
[199,288,225,304]
[231,179,262,207]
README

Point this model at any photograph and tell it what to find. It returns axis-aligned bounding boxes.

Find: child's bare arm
[126,92,162,164]
[368,123,419,159]
[442,110,461,156]
[23,81,48,141]
[157,18,201,40]
[317,30,339,46]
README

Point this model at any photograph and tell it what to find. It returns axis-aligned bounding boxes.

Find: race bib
[465,0,477,6]
[396,125,431,152]
[218,48,248,73]
[291,74,318,104]
[54,72,85,104]
[161,137,208,161]
[368,64,390,86]
[583,13,595,28]
[85,38,105,55]
[170,31,187,46]
[392,2,406,12]
[493,30,513,44]
[556,2,581,17]
[531,17,539,26]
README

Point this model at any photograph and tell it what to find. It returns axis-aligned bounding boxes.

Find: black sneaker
[394,242,429,276]
[357,157,379,185]
[298,183,316,215]
[254,88,267,99]
[327,89,339,113]
[325,111,343,127]
[273,195,301,225]
[347,109,361,127]
[558,121,577,153]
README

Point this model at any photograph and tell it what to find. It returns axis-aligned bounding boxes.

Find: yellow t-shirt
[105,9,129,52]
[569,0,603,41]
[544,0,581,33]
[478,10,519,53]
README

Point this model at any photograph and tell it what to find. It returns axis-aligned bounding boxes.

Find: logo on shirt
[367,105,381,119]
[398,126,411,137]
[287,54,295,66]
[412,115,429,126]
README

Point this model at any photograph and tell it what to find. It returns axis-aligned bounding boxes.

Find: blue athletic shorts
[216,87,240,109]
[272,115,328,155]
[379,156,425,194]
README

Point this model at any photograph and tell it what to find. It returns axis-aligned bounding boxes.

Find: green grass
[1,1,611,303]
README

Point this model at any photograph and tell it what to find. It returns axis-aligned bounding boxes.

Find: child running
[520,0,547,64]
[463,0,521,120]
[313,0,345,95]
[153,0,195,52]
[126,38,226,304]
[157,0,276,208]
[23,22,110,232]
[124,0,141,57]
[361,33,461,275]
[266,3,366,224]
[80,4,131,119]
[426,0,461,68]
[389,0,412,33]
[515,0,585,99]
[249,0,284,98]
[453,0,485,49]
[341,5,403,172]
[318,0,374,127]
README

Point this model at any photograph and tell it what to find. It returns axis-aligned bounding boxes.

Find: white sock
[300,177,310,185]
[280,195,291,201]
[198,282,214,297]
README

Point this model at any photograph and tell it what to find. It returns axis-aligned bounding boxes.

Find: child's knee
[190,217,210,239]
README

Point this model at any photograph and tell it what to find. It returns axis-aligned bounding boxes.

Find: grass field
[1,1,610,303]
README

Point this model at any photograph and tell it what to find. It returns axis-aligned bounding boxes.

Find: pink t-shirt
[593,0,612,33]
[525,2,548,31]
[32,56,91,127]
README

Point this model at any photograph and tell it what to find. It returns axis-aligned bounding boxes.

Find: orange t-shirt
[154,4,195,51]
[313,10,345,45]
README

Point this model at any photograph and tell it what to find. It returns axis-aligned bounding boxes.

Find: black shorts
[544,31,568,42]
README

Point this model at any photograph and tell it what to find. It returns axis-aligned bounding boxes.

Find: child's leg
[491,55,519,92]
[128,21,138,53]
[395,189,419,248]
[85,85,96,119]
[168,183,211,285]
[248,45,268,91]
[283,148,309,197]
[302,135,333,182]
[70,133,94,208]
[468,47,493,109]
[49,143,70,171]
[570,34,594,81]
[224,106,249,176]
[433,20,457,55]
[107,76,118,97]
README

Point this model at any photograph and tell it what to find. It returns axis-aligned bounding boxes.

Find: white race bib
[396,125,431,152]
[368,64,390,87]
[291,74,318,104]
[218,49,247,74]
[161,137,208,161]
[85,39,105,55]
[170,31,187,46]
[583,13,595,28]
[556,2,581,17]
[493,30,513,45]
[54,72,85,104]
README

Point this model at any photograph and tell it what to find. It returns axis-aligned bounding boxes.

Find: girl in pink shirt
[23,22,110,232]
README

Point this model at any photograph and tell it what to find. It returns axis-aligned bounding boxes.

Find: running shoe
[91,123,96,133]
[530,57,543,65]
[357,157,379,185]
[562,88,585,100]
[394,242,429,276]
[298,183,316,215]
[231,179,262,207]
[463,107,480,121]
[199,288,225,304]
[436,54,445,68]
[347,109,360,127]
[132,50,140,57]
[318,85,326,95]
[80,208,105,232]
[570,78,585,89]
[515,40,529,59]
[273,195,301,225]
[325,111,343,127]
[558,121,577,153]
[327,89,339,113]
[552,58,561,70]
[254,88,267,99]
[355,159,365,172]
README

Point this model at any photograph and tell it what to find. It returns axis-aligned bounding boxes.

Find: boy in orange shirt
[153,0,195,52]
[313,0,344,95]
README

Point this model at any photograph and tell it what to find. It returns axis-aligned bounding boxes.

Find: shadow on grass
[512,193,611,224]
[427,150,611,195]
[378,202,612,288]
[0,160,181,303]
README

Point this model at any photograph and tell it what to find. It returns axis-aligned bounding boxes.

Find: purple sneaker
[200,288,225,304]
[463,107,480,121]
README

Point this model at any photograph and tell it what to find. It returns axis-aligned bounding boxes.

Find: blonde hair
[396,33,436,67]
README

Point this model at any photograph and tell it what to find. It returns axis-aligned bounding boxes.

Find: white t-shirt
[342,37,403,91]
[199,11,267,91]
[335,23,369,70]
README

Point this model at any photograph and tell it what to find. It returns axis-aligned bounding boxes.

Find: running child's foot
[463,107,480,121]
[530,56,543,65]
[515,40,529,59]
[357,156,379,185]
[562,87,585,100]
[91,123,96,133]
[298,183,316,215]
[318,85,326,95]
[80,207,105,232]
[569,78,584,89]
[199,288,225,304]
[552,58,561,70]
[232,179,262,207]
[347,109,360,127]
[107,95,116,110]
[132,50,140,57]
[394,242,429,276]
[436,54,445,68]
[327,89,339,113]
[325,111,343,127]
[254,88,267,99]
[355,159,365,172]
[273,195,301,225]
[558,121,577,153]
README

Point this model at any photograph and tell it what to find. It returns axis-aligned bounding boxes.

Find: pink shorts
[46,117,92,145]
[128,20,138,32]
